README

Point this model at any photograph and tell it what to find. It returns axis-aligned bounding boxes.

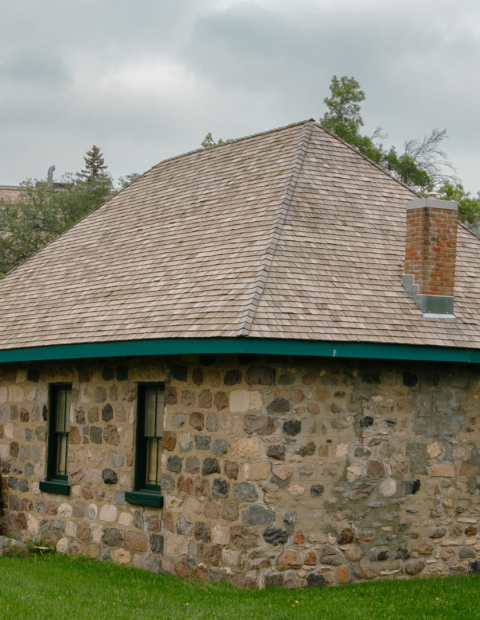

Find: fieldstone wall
[1,354,480,588]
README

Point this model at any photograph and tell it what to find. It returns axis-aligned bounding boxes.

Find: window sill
[125,491,163,508]
[39,480,71,496]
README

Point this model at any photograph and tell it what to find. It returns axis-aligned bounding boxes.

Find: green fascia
[1,338,480,364]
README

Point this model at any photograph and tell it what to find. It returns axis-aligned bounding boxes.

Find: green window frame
[126,383,164,508]
[39,383,72,495]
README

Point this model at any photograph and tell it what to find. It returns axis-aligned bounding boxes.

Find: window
[125,383,164,508]
[39,384,72,495]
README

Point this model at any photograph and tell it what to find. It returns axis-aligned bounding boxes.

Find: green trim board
[39,480,71,496]
[125,491,163,508]
[1,337,480,364]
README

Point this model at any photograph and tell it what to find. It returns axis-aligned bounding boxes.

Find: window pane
[146,438,158,485]
[55,388,71,432]
[155,389,164,436]
[145,389,157,436]
[57,434,68,475]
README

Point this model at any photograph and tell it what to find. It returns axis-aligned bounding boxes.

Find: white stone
[230,390,262,413]
[100,505,117,523]
[34,463,44,478]
[336,443,348,458]
[183,497,202,514]
[133,554,146,569]
[222,413,241,436]
[56,538,69,553]
[0,445,9,459]
[165,534,188,556]
[87,504,98,520]
[66,520,78,537]
[31,482,40,495]
[85,468,102,485]
[4,424,13,439]
[288,484,305,496]
[72,485,81,497]
[27,515,39,535]
[232,438,260,459]
[212,525,229,545]
[165,495,184,513]
[346,465,362,481]
[91,523,104,543]
[0,387,7,403]
[58,503,73,519]
[26,387,36,402]
[222,549,239,566]
[427,443,442,458]
[380,478,397,497]
[8,385,24,402]
[119,512,134,527]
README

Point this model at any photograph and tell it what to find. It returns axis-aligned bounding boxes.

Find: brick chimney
[402,195,458,317]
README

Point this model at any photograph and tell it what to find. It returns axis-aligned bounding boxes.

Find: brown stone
[318,445,329,457]
[163,431,177,452]
[204,502,220,519]
[354,568,375,580]
[182,390,196,406]
[429,528,447,539]
[404,560,425,575]
[189,411,204,431]
[46,501,58,516]
[68,426,81,445]
[332,509,353,522]
[301,372,316,385]
[20,499,33,512]
[78,523,90,541]
[222,502,239,522]
[177,476,193,495]
[114,404,126,422]
[315,389,328,401]
[244,415,278,436]
[88,407,99,423]
[466,526,478,537]
[192,568,209,583]
[125,531,148,552]
[213,391,229,411]
[207,370,221,387]
[460,462,478,476]
[304,550,317,566]
[146,515,160,532]
[291,387,305,402]
[418,543,433,556]
[174,562,191,579]
[19,407,29,422]
[103,425,120,446]
[121,383,136,402]
[194,521,211,543]
[337,527,355,545]
[15,512,27,530]
[81,486,93,500]
[293,531,305,544]
[203,544,221,567]
[366,460,385,477]
[225,460,239,480]
[336,566,351,583]
[307,402,320,414]
[247,461,270,481]
[345,545,363,562]
[70,541,84,556]
[126,451,133,467]
[165,387,177,405]
[87,544,99,559]
[185,456,200,474]
[432,463,454,478]
[193,479,211,498]
[162,512,174,533]
[441,548,456,561]
[276,549,302,571]
[192,368,204,386]
[230,525,259,549]
[450,523,463,537]
[198,389,212,408]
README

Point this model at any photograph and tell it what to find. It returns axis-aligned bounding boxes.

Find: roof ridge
[236,120,315,337]
[151,119,316,170]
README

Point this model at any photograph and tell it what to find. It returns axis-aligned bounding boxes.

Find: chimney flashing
[406,197,458,211]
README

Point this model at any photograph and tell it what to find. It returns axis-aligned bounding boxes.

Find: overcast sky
[1,0,479,192]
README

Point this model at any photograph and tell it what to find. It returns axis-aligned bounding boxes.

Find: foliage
[0,175,112,278]
[320,75,456,193]
[201,132,225,148]
[118,173,142,189]
[1,554,480,619]
[438,182,480,227]
[78,145,109,182]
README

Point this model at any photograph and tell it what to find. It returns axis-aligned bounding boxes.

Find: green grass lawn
[0,554,479,620]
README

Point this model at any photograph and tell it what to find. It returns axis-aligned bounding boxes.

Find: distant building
[0,185,28,205]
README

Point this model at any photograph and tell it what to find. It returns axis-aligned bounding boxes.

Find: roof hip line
[237,120,315,337]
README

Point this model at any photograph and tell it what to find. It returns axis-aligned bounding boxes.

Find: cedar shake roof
[1,119,480,352]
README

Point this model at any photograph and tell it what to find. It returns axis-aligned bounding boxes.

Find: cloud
[0,0,479,192]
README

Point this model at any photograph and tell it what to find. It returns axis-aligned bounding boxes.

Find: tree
[320,75,457,193]
[78,145,109,182]
[437,182,480,227]
[118,173,142,189]
[0,174,111,278]
[201,133,225,148]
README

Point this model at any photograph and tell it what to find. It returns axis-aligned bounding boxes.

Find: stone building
[1,120,480,587]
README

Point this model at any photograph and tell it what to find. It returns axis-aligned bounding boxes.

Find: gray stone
[304,573,326,588]
[310,485,324,498]
[171,414,186,428]
[161,474,175,492]
[266,398,291,414]
[242,504,275,526]
[177,516,192,535]
[10,405,19,420]
[114,491,126,505]
[0,536,29,558]
[102,468,118,484]
[24,463,34,477]
[94,386,107,404]
[9,495,20,510]
[173,365,188,382]
[202,458,220,476]
[18,445,30,461]
[133,511,144,530]
[18,479,29,492]
[150,534,164,554]
[404,480,421,495]
[212,478,229,499]
[224,369,242,386]
[1,460,10,474]
[244,415,277,436]
[53,518,66,535]
[185,457,200,475]
[267,445,286,461]
[90,426,103,444]
[32,446,41,461]
[102,403,113,422]
[166,456,182,473]
[245,366,275,386]
[206,412,219,432]
[72,502,84,518]
[103,528,123,547]
[233,482,258,503]
[283,511,297,525]
[212,438,228,456]
[40,520,50,533]
[35,501,44,514]
[195,435,211,451]
[7,477,17,490]
[99,548,112,562]
[25,428,33,442]
[109,451,124,468]
[369,548,389,561]
[193,521,211,543]
[0,406,7,421]
[459,547,476,559]
[283,420,301,436]
[278,373,295,385]
[263,528,289,545]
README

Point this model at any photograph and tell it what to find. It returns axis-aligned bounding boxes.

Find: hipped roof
[1,119,480,353]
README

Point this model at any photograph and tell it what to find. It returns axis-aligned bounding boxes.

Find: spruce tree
[79,145,108,182]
